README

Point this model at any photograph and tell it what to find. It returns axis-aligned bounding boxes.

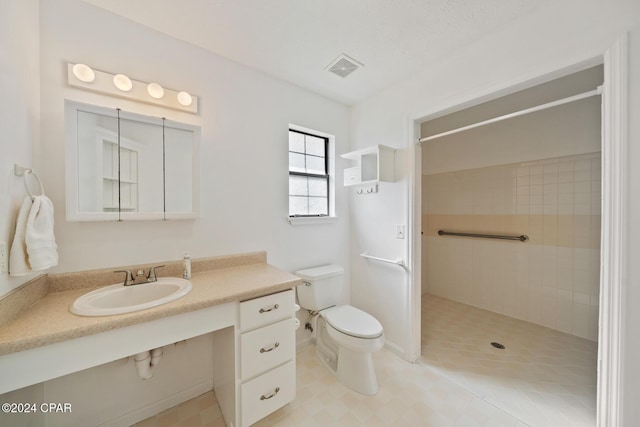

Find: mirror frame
[65,100,199,221]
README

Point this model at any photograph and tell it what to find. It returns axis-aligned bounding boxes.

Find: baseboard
[97,379,214,427]
[384,340,406,360]
[296,336,314,352]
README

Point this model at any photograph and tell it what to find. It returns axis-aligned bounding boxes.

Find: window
[288,129,329,217]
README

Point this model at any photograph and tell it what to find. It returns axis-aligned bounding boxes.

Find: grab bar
[438,230,529,242]
[360,252,406,268]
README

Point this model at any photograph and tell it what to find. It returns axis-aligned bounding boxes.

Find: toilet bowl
[295,265,385,395]
[317,305,384,394]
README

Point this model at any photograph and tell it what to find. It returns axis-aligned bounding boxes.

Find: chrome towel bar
[438,230,529,242]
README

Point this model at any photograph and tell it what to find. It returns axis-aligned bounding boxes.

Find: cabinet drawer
[240,289,294,331]
[241,318,294,380]
[241,361,295,427]
[344,166,361,186]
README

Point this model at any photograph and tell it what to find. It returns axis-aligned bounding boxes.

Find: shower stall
[419,65,603,427]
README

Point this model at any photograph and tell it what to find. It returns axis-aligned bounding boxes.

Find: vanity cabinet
[238,289,296,426]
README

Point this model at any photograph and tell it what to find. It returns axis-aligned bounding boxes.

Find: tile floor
[132,391,225,427]
[420,293,597,427]
[134,346,525,427]
[135,294,597,427]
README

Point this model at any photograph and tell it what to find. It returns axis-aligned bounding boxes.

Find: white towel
[25,195,59,271]
[9,197,33,276]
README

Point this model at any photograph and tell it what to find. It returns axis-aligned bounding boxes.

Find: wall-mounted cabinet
[341,144,395,186]
[65,101,199,221]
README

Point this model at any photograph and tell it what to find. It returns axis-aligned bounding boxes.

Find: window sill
[287,216,338,226]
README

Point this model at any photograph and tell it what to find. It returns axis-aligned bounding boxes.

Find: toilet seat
[322,305,383,339]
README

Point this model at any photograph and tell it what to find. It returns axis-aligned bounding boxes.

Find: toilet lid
[323,305,383,339]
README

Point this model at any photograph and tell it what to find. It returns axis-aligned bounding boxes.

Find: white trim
[406,118,422,363]
[287,216,338,225]
[383,339,406,359]
[597,33,627,427]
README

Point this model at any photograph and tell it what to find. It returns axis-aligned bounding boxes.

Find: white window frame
[287,124,336,225]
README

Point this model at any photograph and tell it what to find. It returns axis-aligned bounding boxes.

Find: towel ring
[14,164,45,200]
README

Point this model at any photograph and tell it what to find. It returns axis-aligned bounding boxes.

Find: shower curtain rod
[417,86,603,144]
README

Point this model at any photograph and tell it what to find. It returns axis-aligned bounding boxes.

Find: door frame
[406,34,628,426]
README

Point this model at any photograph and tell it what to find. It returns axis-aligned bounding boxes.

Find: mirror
[66,101,198,221]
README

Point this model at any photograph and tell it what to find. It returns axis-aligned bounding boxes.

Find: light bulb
[147,82,164,99]
[113,74,132,92]
[177,91,192,106]
[72,63,95,83]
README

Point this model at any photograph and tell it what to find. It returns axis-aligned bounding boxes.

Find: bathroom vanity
[0,252,299,427]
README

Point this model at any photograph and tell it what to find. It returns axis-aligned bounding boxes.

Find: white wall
[0,0,40,296]
[38,0,350,280]
[32,0,354,340]
[349,0,640,422]
[0,0,351,423]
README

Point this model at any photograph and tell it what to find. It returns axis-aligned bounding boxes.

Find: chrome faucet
[114,265,165,286]
[146,265,164,282]
[114,270,135,286]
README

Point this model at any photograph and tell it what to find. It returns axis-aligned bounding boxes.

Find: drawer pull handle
[260,342,280,353]
[260,387,280,401]
[259,304,279,314]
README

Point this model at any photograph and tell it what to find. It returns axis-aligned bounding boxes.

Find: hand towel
[9,197,33,276]
[25,195,59,271]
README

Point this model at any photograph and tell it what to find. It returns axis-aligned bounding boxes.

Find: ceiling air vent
[326,54,364,78]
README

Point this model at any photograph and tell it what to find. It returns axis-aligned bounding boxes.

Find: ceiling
[81,0,549,105]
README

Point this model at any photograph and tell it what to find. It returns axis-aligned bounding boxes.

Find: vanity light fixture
[147,82,164,99]
[66,63,199,114]
[113,74,133,92]
[72,63,95,83]
[177,91,192,106]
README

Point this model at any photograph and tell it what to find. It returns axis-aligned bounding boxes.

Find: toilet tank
[295,265,344,311]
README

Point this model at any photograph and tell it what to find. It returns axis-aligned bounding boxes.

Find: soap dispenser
[183,252,191,279]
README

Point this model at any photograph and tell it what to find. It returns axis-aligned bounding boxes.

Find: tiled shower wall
[422,153,601,341]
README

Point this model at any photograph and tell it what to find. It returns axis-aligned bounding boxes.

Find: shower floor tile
[420,293,597,427]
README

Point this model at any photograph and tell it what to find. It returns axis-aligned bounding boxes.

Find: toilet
[295,265,384,395]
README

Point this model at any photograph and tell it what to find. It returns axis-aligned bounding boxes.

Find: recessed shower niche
[65,101,199,221]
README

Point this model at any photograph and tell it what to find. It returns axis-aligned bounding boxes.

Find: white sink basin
[70,277,193,317]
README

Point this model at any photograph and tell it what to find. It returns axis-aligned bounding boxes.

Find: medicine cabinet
[65,101,199,221]
[341,144,395,186]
